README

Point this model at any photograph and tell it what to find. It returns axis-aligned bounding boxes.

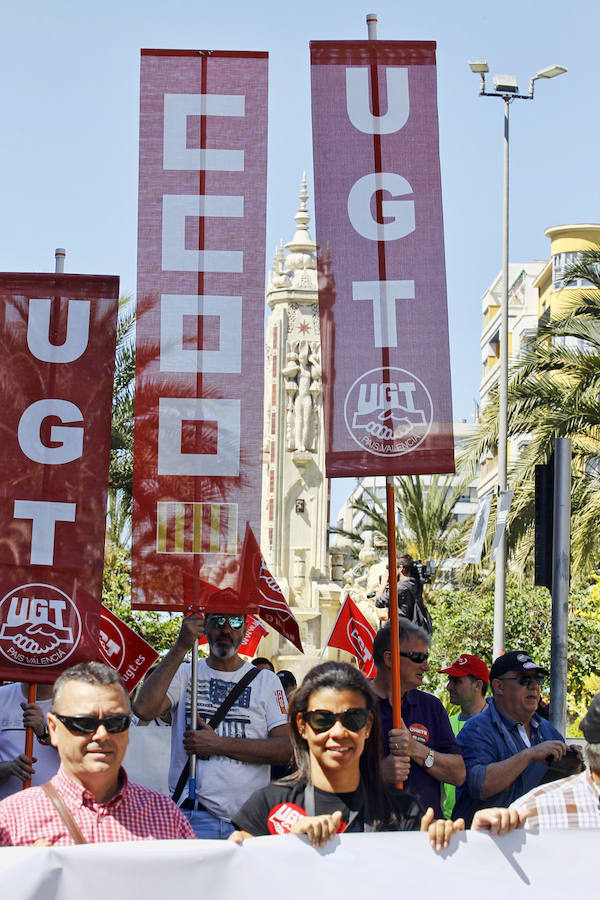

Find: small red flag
[98,605,159,692]
[199,613,268,658]
[325,595,377,678]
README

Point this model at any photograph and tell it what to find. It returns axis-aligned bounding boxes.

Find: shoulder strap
[42,782,87,845]
[172,665,261,804]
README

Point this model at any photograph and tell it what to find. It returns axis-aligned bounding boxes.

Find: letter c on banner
[345,68,410,135]
[18,399,84,464]
[347,173,415,242]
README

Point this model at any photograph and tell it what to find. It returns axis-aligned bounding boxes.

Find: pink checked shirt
[0,766,196,846]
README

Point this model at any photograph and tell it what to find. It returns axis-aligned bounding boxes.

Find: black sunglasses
[498,673,544,687]
[302,708,371,734]
[53,713,132,735]
[400,651,429,664]
[208,615,244,630]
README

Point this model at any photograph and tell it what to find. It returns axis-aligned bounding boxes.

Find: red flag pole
[385,476,404,789]
[22,683,37,790]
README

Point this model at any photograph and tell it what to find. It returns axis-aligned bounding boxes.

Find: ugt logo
[0,583,81,667]
[344,366,433,457]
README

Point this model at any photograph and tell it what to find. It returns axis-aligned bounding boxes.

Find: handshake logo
[0,584,80,667]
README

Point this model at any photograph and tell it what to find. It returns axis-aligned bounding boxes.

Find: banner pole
[22,683,37,790]
[366,12,378,39]
[385,477,403,727]
[188,639,199,801]
[319,594,347,661]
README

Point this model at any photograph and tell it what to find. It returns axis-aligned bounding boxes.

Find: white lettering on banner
[27,299,91,363]
[159,294,242,374]
[161,194,244,273]
[17,399,84,465]
[157,397,241,476]
[347,173,415,242]
[13,500,77,565]
[5,596,67,628]
[345,67,410,134]
[163,93,245,171]
[352,280,415,347]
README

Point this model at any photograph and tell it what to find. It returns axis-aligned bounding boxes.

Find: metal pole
[493,98,510,660]
[366,13,378,39]
[550,438,571,734]
[55,248,66,273]
[188,640,199,801]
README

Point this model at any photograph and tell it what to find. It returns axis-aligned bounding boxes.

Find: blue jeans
[184,808,235,840]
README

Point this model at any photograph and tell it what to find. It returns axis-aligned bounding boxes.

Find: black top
[232,780,424,836]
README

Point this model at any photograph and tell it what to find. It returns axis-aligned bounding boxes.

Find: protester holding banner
[0,682,58,799]
[133,611,290,840]
[0,663,195,845]
[372,621,465,817]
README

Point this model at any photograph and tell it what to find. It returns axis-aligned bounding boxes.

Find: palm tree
[107,297,135,548]
[461,250,600,573]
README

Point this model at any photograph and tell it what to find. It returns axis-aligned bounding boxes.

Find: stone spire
[285,173,317,272]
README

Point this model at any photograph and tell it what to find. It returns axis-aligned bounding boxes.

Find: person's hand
[471,807,524,835]
[175,612,206,652]
[183,718,222,756]
[20,702,46,737]
[33,838,53,847]
[420,807,464,851]
[377,608,389,622]
[381,753,411,784]
[388,726,412,757]
[290,811,343,848]
[527,740,566,763]
[9,753,36,783]
[228,831,246,844]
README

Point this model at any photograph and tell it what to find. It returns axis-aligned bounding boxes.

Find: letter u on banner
[132,50,268,611]
[310,41,455,477]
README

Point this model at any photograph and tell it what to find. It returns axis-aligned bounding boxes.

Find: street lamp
[469,60,567,660]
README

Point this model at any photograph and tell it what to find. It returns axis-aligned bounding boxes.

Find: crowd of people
[0,596,598,849]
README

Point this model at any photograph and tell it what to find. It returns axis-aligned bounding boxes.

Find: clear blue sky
[2,0,598,518]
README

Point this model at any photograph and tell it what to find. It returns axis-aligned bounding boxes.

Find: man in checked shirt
[510,692,600,830]
[0,662,195,846]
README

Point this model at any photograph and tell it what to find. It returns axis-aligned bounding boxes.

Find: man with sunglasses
[134,611,290,839]
[453,651,566,826]
[372,621,465,819]
[0,662,195,845]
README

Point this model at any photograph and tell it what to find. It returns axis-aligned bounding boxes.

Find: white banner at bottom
[0,830,592,900]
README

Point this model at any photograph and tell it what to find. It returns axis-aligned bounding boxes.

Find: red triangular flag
[325,595,376,678]
[99,605,159,691]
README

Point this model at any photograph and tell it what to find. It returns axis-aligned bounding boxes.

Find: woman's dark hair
[286,661,403,830]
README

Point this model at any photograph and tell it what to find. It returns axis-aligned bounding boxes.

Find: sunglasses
[53,713,132,735]
[302,708,371,734]
[498,673,544,687]
[208,615,244,630]
[400,651,429,664]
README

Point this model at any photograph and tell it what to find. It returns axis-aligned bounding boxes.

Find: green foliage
[423,577,600,730]
[102,542,181,653]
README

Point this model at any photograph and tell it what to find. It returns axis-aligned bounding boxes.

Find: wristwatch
[424,748,435,769]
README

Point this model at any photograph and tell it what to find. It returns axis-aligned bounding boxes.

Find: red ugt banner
[311,42,455,477]
[133,50,268,610]
[99,606,159,692]
[0,274,119,682]
[326,595,376,678]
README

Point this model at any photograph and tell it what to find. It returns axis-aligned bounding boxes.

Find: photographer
[374,554,432,634]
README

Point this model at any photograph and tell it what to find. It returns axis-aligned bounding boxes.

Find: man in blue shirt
[372,621,465,819]
[454,651,566,825]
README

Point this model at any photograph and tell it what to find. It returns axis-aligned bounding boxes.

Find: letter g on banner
[347,173,415,242]
[18,399,84,465]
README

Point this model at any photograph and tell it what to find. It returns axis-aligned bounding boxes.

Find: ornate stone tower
[260,176,341,677]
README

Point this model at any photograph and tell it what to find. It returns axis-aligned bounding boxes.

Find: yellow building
[537,224,600,321]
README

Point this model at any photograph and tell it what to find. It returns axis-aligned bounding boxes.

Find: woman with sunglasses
[230,662,479,849]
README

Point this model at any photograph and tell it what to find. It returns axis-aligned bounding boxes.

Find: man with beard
[134,612,290,839]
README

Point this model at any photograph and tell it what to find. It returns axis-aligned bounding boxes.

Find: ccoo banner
[0,274,119,682]
[133,49,268,610]
[311,41,455,477]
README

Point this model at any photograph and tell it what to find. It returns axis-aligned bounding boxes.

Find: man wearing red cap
[439,654,490,817]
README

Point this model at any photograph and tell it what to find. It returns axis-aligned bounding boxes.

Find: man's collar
[491,698,539,730]
[53,766,129,809]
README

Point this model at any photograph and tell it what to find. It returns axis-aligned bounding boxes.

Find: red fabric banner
[0,274,118,682]
[133,49,268,610]
[98,606,159,692]
[310,42,455,477]
[326,594,377,678]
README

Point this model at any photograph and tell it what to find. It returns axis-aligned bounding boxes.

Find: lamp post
[469,61,566,659]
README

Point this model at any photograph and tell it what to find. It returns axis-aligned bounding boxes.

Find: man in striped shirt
[0,662,195,846]
[510,692,600,829]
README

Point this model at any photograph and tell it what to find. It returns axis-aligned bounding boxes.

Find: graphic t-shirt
[0,683,58,801]
[166,659,288,821]
[232,780,424,836]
